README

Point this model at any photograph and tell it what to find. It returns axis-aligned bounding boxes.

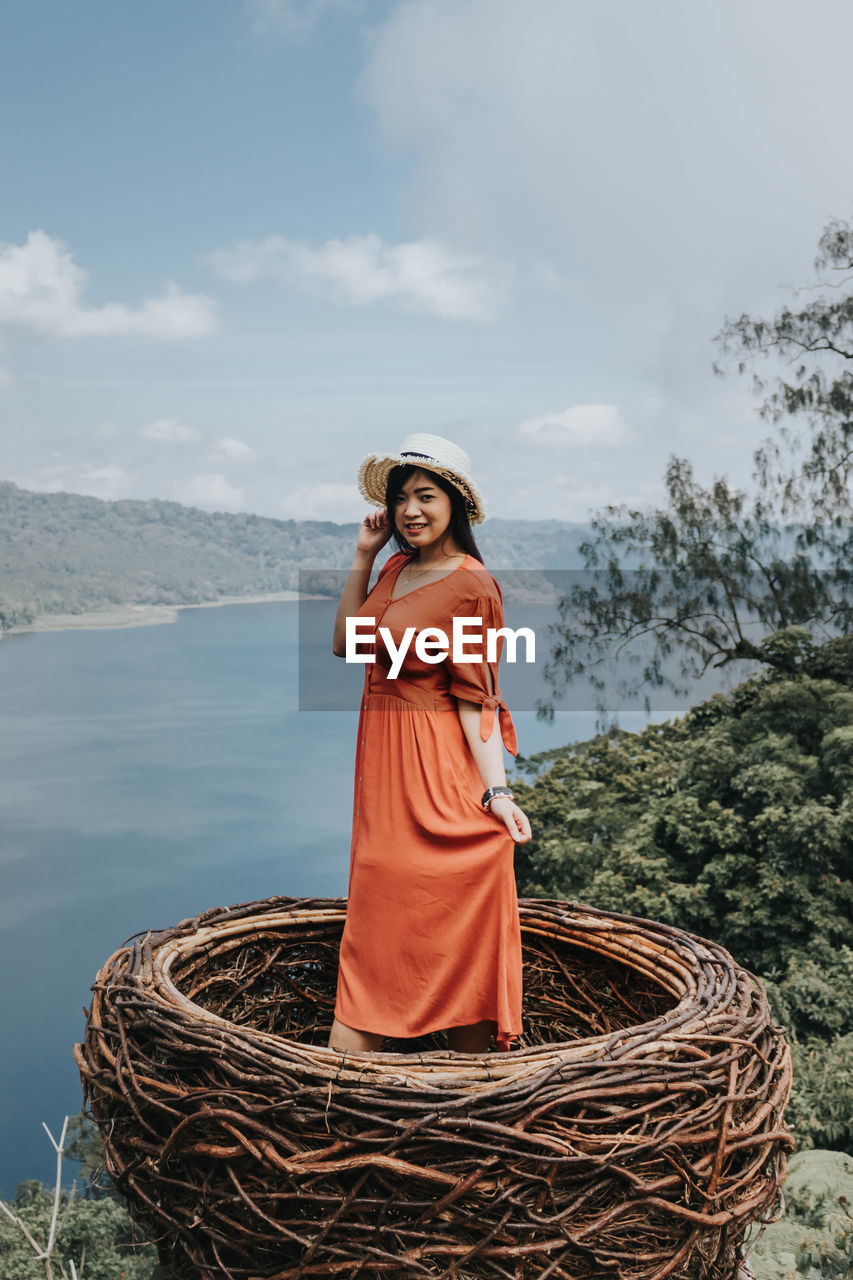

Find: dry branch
[73,897,793,1280]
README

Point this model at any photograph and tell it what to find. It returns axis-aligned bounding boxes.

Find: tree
[538,213,853,720]
[0,1187,155,1280]
[517,658,853,986]
[714,213,853,532]
[63,1115,115,1200]
[0,1117,156,1280]
[512,645,853,1153]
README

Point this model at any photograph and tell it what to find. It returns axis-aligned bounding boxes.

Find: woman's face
[393,469,455,551]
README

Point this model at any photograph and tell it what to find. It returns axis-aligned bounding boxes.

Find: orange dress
[334,551,523,1051]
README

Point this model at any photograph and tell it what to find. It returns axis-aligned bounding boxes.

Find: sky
[1,0,851,524]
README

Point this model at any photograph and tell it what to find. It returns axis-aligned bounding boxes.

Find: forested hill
[0,480,591,630]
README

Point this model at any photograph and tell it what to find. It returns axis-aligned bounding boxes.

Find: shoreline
[3,591,329,637]
[1,582,557,640]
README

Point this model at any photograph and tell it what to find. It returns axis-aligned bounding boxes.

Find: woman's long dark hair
[385,465,485,565]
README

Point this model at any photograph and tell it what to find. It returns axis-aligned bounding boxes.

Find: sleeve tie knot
[479,693,518,756]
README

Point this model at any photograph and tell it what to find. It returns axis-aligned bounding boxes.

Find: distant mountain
[0,481,593,630]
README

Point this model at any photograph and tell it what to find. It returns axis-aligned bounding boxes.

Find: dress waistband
[366,673,518,756]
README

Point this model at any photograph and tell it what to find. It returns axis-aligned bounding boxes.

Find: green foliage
[747,1150,853,1280]
[0,1180,155,1280]
[539,213,853,719]
[0,481,586,629]
[714,214,853,530]
[783,1036,853,1153]
[517,655,853,992]
[514,642,853,1153]
[756,629,853,687]
[0,481,360,627]
[538,461,839,717]
[64,1114,117,1200]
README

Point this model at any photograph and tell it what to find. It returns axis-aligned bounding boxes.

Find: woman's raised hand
[488,798,532,844]
[357,509,393,556]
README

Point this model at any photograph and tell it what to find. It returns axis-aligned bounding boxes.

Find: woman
[327,433,532,1056]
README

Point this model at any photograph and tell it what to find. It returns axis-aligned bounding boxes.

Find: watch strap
[482,786,515,810]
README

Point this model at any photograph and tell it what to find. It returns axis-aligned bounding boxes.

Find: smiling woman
[328,433,532,1056]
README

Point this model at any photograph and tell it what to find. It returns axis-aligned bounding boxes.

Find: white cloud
[8,462,129,500]
[209,437,257,461]
[139,418,204,444]
[0,230,220,339]
[206,232,513,323]
[280,482,365,521]
[360,0,853,303]
[172,474,245,511]
[94,421,120,439]
[518,405,630,448]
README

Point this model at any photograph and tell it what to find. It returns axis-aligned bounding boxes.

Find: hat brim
[357,453,486,525]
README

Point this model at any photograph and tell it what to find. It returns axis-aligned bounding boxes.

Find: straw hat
[357,433,487,525]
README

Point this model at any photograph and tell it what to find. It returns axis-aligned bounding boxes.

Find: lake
[0,596,680,1197]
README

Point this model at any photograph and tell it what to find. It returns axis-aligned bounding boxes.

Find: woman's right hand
[333,511,393,656]
[488,797,533,844]
[357,509,393,556]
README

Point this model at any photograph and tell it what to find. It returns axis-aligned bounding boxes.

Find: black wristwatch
[482,786,515,810]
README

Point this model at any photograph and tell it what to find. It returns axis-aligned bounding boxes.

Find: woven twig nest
[74,896,792,1280]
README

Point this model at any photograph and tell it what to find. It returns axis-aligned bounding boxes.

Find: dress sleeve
[444,591,518,756]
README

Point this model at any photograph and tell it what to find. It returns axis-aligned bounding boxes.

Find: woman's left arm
[456,698,532,844]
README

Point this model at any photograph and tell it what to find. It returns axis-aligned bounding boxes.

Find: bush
[514,639,853,1152]
[0,1180,155,1280]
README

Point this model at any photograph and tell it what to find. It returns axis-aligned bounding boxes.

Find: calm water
[0,599,672,1197]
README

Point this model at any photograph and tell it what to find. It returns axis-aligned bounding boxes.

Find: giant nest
[74,896,793,1280]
